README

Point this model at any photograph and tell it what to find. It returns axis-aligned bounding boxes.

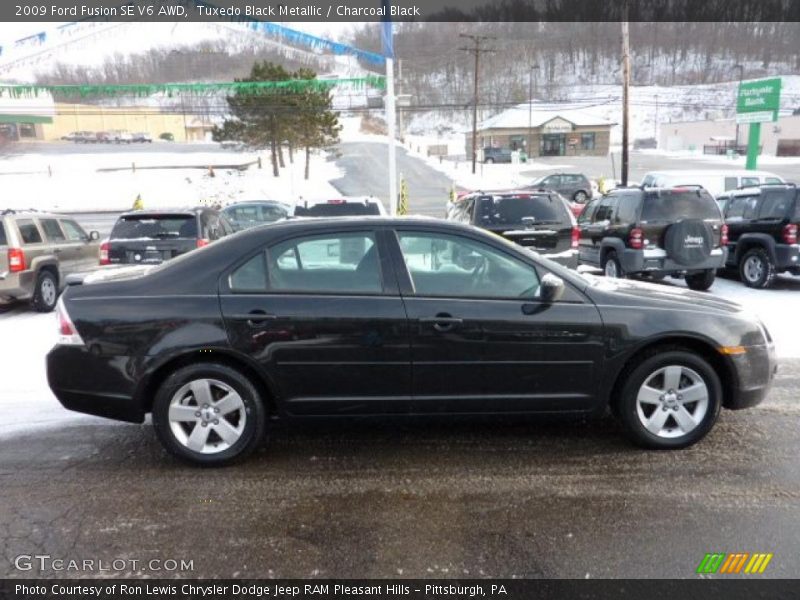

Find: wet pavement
[1,361,799,579]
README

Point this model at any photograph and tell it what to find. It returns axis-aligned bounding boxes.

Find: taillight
[720,224,729,246]
[99,241,110,265]
[8,248,25,272]
[629,228,644,249]
[56,297,84,346]
[571,226,580,249]
[783,224,798,245]
[197,238,210,248]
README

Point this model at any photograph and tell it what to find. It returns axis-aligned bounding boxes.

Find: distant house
[0,86,55,141]
[466,104,615,158]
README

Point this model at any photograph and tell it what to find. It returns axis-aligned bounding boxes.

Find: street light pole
[733,64,744,153]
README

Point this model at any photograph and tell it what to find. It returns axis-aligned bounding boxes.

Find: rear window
[0,222,6,246]
[110,214,197,240]
[294,202,381,217]
[17,219,43,244]
[758,190,794,219]
[475,195,569,226]
[640,190,721,222]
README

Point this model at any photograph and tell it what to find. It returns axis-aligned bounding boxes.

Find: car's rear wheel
[739,247,775,289]
[617,350,721,449]
[485,157,495,164]
[573,190,588,203]
[31,270,58,313]
[602,251,625,278]
[684,269,716,291]
[152,363,266,466]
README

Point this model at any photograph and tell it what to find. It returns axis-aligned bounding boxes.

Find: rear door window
[110,214,197,240]
[475,194,568,226]
[40,219,66,242]
[593,197,618,223]
[16,219,43,244]
[614,195,640,223]
[641,190,721,222]
[758,190,793,219]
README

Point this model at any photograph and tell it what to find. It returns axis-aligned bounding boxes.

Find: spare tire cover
[664,219,713,266]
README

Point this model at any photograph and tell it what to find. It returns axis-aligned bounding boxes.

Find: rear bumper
[545,249,579,270]
[0,270,35,300]
[46,345,145,423]
[775,244,800,270]
[725,343,777,410]
[621,247,727,274]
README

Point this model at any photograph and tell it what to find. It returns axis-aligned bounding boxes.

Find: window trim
[39,218,67,243]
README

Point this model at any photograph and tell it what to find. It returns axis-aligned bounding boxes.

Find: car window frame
[15,218,44,245]
[60,219,89,242]
[220,228,397,297]
[39,218,67,243]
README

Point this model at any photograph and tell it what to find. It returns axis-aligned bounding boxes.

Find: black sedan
[47,218,776,465]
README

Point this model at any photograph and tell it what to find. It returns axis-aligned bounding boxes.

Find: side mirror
[89,231,100,241]
[539,273,565,303]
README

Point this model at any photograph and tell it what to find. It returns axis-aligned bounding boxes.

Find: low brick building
[466,105,615,158]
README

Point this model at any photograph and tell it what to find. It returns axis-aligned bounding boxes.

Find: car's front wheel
[617,350,722,449]
[573,190,588,203]
[152,362,266,466]
[685,269,716,291]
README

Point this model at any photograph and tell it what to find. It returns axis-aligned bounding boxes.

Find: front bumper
[725,342,777,410]
[0,270,35,301]
[621,247,727,274]
[46,345,145,423]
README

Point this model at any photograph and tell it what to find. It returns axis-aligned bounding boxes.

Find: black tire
[152,362,266,466]
[738,247,776,289]
[617,350,722,449]
[485,157,494,164]
[31,270,58,313]
[573,190,588,203]
[602,250,625,279]
[685,269,716,291]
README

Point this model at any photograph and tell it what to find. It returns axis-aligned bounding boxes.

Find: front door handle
[420,314,463,332]
[228,310,277,326]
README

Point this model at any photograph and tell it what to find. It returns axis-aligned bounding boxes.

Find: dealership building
[466,105,615,158]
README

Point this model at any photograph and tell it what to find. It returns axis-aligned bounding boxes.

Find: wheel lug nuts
[201,421,208,427]
[195,411,201,417]
[214,419,219,425]
[214,408,220,413]
[203,404,209,409]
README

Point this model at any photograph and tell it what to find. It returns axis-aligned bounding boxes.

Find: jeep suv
[0,210,100,311]
[483,147,513,164]
[716,184,800,288]
[577,186,727,291]
[446,190,579,268]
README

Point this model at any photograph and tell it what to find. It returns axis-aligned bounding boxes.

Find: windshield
[640,190,721,222]
[110,214,197,239]
[294,202,381,217]
[224,204,288,227]
[475,195,567,226]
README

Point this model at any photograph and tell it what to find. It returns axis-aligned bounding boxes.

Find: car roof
[1,209,73,219]
[118,207,207,217]
[717,183,798,198]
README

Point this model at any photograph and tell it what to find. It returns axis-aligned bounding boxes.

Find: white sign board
[736,111,775,124]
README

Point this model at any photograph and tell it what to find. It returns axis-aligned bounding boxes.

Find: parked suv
[577,186,727,291]
[483,147,513,164]
[527,172,593,204]
[716,184,800,288]
[102,207,233,266]
[0,210,100,311]
[447,190,578,268]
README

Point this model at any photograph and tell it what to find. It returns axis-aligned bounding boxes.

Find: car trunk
[108,214,198,265]
[638,189,723,250]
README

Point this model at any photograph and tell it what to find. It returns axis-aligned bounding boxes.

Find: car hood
[584,275,743,315]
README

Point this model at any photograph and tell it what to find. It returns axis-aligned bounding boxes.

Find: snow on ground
[0,146,343,212]
[635,148,800,167]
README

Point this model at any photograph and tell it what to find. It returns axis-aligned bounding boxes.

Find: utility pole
[528,65,540,158]
[654,93,659,142]
[621,14,631,186]
[460,33,496,174]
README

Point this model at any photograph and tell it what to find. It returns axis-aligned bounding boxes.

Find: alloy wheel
[604,260,618,278]
[168,378,247,454]
[41,278,57,307]
[635,365,709,438]
[743,255,764,283]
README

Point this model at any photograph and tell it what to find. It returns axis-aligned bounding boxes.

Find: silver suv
[0,210,100,312]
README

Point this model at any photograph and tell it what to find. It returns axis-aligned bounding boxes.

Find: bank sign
[736,78,782,123]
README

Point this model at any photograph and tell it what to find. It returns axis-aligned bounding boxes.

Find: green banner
[736,77,781,122]
[0,76,386,99]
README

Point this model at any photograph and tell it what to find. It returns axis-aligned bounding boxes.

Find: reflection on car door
[219,228,411,416]
[389,228,604,414]
[60,219,97,271]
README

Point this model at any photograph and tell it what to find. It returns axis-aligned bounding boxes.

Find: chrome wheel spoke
[215,391,244,415]
[169,404,199,422]
[680,383,707,404]
[637,385,662,405]
[190,379,214,407]
[213,420,241,445]
[673,406,698,433]
[663,366,682,391]
[646,408,669,434]
[186,422,211,452]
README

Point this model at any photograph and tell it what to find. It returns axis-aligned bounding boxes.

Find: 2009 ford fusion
[47,217,776,465]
